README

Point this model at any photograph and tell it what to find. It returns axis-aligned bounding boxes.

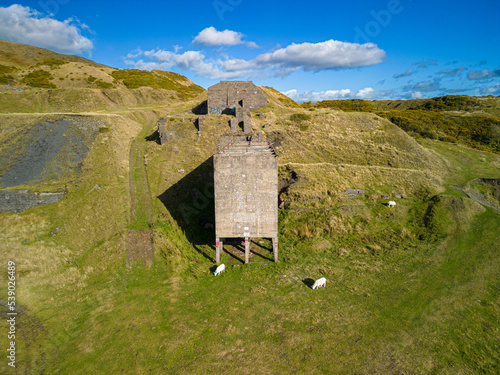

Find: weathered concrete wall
[214,138,278,238]
[0,190,64,212]
[207,81,267,115]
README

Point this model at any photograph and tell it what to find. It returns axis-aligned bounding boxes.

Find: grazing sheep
[388,200,396,208]
[312,277,326,289]
[214,264,225,276]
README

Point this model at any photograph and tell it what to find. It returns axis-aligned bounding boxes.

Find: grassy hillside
[0,40,204,111]
[0,39,107,69]
[0,44,499,373]
[305,95,500,154]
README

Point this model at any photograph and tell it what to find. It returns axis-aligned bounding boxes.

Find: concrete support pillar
[230,118,238,133]
[244,237,250,264]
[243,117,252,133]
[272,237,278,262]
[216,237,221,265]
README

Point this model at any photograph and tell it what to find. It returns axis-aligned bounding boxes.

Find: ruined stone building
[207,81,267,134]
[214,136,278,264]
[207,81,267,115]
[157,117,169,145]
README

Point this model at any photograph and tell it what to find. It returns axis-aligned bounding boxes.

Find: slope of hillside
[307,95,500,154]
[0,39,107,68]
[0,40,205,112]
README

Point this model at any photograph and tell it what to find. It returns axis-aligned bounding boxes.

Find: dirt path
[452,178,500,212]
[126,137,154,267]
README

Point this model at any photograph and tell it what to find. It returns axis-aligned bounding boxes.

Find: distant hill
[302,95,500,154]
[0,39,108,68]
[0,39,204,107]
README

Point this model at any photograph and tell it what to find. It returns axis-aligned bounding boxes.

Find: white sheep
[214,264,225,276]
[388,200,396,208]
[312,277,326,289]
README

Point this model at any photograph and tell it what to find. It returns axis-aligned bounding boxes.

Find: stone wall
[207,81,267,115]
[0,190,64,212]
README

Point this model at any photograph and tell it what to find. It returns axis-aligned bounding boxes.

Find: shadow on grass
[224,249,245,264]
[250,240,274,261]
[145,131,160,145]
[209,264,219,274]
[158,157,216,261]
[302,278,315,289]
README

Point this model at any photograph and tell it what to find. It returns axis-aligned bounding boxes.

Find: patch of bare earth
[126,229,153,267]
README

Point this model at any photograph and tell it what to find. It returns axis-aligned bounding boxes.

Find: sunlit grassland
[0,104,499,374]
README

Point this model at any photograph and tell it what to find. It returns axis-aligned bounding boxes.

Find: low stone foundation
[0,190,64,213]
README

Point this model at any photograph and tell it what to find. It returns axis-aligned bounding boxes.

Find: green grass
[0,91,499,373]
[128,135,152,230]
[21,69,56,89]
[110,69,204,99]
[0,64,15,84]
[4,204,496,373]
[35,58,68,69]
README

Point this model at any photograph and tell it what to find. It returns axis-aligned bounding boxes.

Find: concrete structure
[207,81,267,115]
[214,136,278,264]
[157,117,170,145]
[158,117,181,144]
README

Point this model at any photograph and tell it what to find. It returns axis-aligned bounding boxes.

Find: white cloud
[126,36,386,80]
[283,89,353,102]
[403,80,441,93]
[393,68,415,78]
[0,4,93,54]
[355,87,393,99]
[193,27,260,49]
[480,83,500,94]
[282,87,393,102]
[416,60,437,68]
[246,41,261,49]
[411,91,423,99]
[126,48,143,59]
[437,66,466,76]
[468,69,500,80]
[256,40,386,71]
[129,49,250,79]
[193,27,245,47]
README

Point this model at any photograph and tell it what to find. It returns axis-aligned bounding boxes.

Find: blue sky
[0,0,499,101]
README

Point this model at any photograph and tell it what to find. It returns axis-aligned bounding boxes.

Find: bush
[315,99,374,112]
[95,80,114,89]
[0,64,17,84]
[378,109,500,154]
[290,113,311,122]
[420,95,478,111]
[110,69,204,98]
[35,58,68,69]
[21,69,56,88]
[0,64,17,74]
[0,74,14,84]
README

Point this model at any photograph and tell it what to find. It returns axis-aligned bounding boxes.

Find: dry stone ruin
[207,81,267,134]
